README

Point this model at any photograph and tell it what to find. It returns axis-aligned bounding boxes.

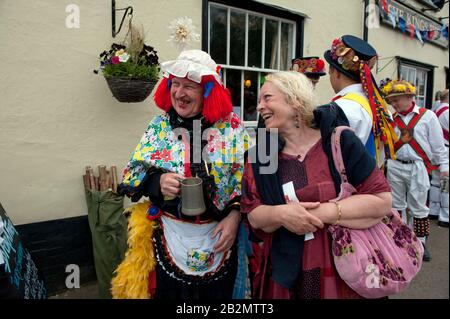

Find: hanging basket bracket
[112,0,133,38]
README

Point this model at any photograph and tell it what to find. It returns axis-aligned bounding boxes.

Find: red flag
[409,24,415,38]
[428,29,435,40]
[381,0,389,12]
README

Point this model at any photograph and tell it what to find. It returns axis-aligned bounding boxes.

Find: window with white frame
[208,2,297,126]
[399,64,429,108]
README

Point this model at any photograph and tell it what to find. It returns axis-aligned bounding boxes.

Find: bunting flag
[388,8,397,28]
[428,29,435,40]
[421,30,428,42]
[381,0,389,13]
[399,17,406,33]
[415,26,424,45]
[409,24,415,38]
[441,24,449,39]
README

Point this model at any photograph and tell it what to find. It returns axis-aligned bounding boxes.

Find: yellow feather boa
[111,202,156,299]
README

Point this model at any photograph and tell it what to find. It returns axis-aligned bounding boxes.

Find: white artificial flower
[167,16,200,51]
[118,52,130,62]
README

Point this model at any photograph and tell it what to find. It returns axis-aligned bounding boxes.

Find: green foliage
[102,60,159,81]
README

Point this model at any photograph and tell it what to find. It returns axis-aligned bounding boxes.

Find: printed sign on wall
[0,204,47,299]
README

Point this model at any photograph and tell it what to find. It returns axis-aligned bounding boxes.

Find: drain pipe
[363,0,370,41]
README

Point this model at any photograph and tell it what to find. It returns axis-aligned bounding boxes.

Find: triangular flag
[421,30,428,42]
[409,24,415,38]
[441,24,449,39]
[382,0,389,13]
[399,17,406,33]
[416,26,424,45]
[388,8,397,28]
[428,29,435,40]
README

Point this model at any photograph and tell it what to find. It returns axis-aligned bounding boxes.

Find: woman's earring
[295,114,300,128]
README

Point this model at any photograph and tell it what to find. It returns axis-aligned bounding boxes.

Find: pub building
[1,0,448,297]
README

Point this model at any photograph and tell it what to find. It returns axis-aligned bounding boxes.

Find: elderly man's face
[170,77,204,118]
[388,95,414,113]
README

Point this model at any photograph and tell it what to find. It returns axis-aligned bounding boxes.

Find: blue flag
[399,17,406,33]
[441,24,449,39]
[421,30,428,42]
[415,25,424,45]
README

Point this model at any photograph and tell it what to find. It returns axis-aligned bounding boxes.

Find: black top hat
[291,56,326,77]
[324,35,377,81]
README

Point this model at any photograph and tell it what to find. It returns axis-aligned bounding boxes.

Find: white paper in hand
[282,181,314,241]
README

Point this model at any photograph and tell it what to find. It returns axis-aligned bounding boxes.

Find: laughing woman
[241,71,392,299]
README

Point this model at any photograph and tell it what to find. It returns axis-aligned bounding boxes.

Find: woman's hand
[211,210,241,253]
[280,202,324,235]
[160,173,184,198]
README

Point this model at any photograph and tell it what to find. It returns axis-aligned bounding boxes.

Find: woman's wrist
[228,209,241,221]
[310,203,338,225]
[332,202,342,225]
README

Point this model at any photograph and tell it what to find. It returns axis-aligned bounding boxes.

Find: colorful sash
[394,108,439,173]
[340,93,376,159]
[435,105,449,143]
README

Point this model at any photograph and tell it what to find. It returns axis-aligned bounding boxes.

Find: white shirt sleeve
[438,109,449,133]
[335,99,372,144]
[428,111,449,171]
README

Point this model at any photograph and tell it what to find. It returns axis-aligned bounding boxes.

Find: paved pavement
[390,219,449,299]
[49,220,449,299]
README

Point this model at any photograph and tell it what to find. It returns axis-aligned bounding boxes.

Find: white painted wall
[0,0,201,224]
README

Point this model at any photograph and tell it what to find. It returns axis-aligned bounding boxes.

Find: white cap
[160,50,222,85]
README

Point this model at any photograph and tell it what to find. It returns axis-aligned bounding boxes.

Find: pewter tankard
[180,177,206,216]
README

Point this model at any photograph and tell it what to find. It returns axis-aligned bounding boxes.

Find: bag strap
[330,126,355,184]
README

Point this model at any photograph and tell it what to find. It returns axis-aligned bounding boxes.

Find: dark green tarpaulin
[85,190,127,299]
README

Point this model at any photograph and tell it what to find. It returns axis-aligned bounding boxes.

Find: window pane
[409,68,416,85]
[260,72,267,87]
[230,10,245,66]
[417,70,427,96]
[248,15,262,68]
[417,96,425,107]
[280,23,294,70]
[244,71,258,121]
[210,6,227,64]
[225,69,242,117]
[265,19,279,69]
[400,67,408,82]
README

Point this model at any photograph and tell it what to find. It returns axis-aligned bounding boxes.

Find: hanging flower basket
[94,22,160,103]
[104,76,157,103]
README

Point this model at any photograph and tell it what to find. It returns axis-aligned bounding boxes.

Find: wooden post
[83,174,90,190]
[99,165,107,191]
[111,166,118,193]
[88,167,95,191]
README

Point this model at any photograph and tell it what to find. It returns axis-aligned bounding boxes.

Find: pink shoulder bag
[328,126,424,299]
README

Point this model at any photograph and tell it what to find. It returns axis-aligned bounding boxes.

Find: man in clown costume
[111,50,253,299]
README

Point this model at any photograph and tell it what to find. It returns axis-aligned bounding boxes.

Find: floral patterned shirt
[122,112,253,210]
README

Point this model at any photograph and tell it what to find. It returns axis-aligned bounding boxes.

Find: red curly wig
[153,74,232,124]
